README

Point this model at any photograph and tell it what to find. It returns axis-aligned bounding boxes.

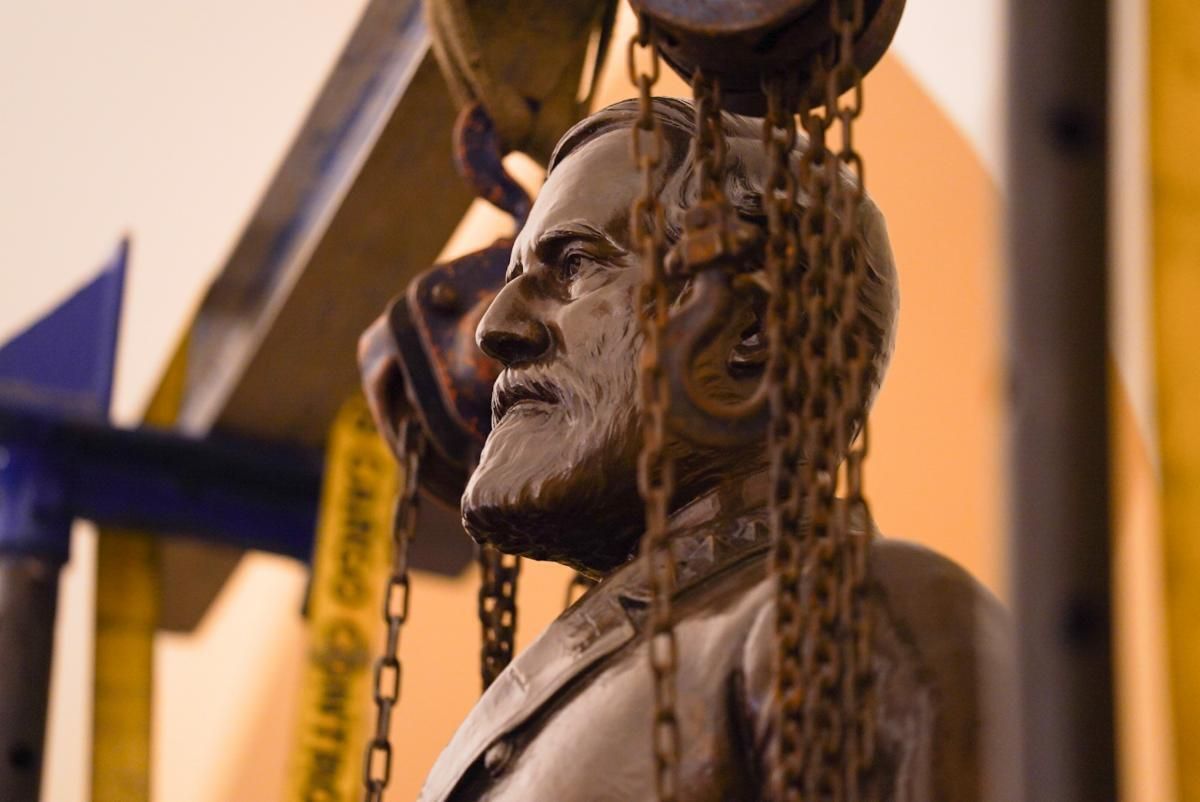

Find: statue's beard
[462,328,646,575]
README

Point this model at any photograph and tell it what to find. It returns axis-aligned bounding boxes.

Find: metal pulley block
[628,0,905,114]
[382,245,507,504]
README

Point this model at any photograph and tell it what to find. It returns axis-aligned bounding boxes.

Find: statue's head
[462,97,898,575]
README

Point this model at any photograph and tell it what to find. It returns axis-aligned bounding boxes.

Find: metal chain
[362,418,423,802]
[477,544,520,689]
[629,8,873,799]
[628,16,680,802]
[826,1,876,797]
[761,71,810,802]
[793,49,848,799]
[692,70,729,206]
[762,1,876,798]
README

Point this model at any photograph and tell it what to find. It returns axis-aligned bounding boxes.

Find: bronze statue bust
[369,98,1015,801]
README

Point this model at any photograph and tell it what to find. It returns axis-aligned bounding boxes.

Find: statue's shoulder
[733,534,1011,650]
[867,537,1011,661]
[718,521,1008,628]
[869,538,1017,801]
[695,513,1007,629]
[674,516,1013,688]
[734,535,1016,801]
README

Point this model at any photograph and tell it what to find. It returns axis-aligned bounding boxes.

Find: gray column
[1006,1,1116,800]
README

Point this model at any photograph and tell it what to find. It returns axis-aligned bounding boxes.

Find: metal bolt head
[430,282,460,314]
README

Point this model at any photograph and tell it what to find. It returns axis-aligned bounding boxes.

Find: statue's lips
[492,376,561,423]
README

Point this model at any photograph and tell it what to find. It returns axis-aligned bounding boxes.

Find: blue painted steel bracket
[0,240,320,563]
[0,240,126,562]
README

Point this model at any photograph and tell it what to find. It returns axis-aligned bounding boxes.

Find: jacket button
[483,738,514,777]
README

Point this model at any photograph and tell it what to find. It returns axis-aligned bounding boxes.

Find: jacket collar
[613,471,772,606]
[419,480,772,802]
[419,575,637,801]
[607,512,770,610]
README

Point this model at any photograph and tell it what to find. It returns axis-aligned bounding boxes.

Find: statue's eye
[562,251,588,279]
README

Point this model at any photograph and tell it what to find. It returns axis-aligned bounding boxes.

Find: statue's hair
[548,97,899,411]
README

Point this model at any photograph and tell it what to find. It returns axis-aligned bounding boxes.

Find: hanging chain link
[478,544,520,689]
[362,418,423,802]
[631,5,874,799]
[693,70,729,207]
[826,1,876,796]
[762,69,811,802]
[766,0,875,798]
[628,15,680,802]
[792,42,847,801]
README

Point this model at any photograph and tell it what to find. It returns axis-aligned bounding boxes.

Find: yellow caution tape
[286,394,399,802]
[1152,1,1200,799]
[91,334,190,802]
[92,528,158,802]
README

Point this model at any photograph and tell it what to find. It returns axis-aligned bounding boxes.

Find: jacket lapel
[419,579,639,801]
[418,514,771,801]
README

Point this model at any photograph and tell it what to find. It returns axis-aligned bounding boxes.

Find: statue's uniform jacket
[419,512,1015,802]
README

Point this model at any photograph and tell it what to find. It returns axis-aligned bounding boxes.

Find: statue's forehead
[517,130,643,255]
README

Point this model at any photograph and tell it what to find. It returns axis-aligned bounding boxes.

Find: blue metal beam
[0,403,320,562]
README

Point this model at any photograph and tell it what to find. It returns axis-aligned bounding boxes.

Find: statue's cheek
[560,289,631,340]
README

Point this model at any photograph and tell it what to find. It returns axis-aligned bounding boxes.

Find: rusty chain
[628,15,681,802]
[826,0,877,796]
[621,4,874,801]
[362,418,423,802]
[791,43,846,801]
[693,70,729,207]
[623,5,875,798]
[766,0,875,797]
[762,70,810,802]
[478,544,521,689]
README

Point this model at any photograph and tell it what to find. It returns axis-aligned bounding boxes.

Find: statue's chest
[450,614,754,802]
[421,553,774,802]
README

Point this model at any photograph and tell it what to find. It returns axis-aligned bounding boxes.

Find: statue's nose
[476,281,553,366]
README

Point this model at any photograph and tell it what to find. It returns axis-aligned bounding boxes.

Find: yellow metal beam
[1151,1,1200,798]
[92,529,158,801]
[91,335,189,802]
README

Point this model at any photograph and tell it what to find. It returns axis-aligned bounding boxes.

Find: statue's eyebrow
[533,224,624,267]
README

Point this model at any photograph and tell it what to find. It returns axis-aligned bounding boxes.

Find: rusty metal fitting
[628,0,905,115]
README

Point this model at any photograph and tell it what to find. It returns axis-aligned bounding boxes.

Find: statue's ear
[727,274,769,379]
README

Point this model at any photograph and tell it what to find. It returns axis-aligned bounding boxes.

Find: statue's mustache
[491,369,566,423]
[490,356,634,426]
